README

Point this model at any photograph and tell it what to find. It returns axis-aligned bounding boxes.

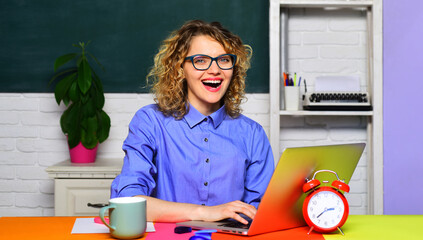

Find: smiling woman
[147,20,252,119]
[111,20,274,225]
[182,35,234,115]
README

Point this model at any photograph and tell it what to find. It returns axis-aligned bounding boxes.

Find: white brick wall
[286,7,368,90]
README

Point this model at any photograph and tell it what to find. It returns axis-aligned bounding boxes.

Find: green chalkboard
[0,0,269,93]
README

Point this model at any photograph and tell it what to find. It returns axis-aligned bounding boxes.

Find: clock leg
[307,226,314,235]
[337,227,345,235]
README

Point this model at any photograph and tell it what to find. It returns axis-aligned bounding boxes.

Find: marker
[294,72,297,86]
[298,77,302,86]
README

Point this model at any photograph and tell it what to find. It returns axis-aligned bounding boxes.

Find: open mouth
[202,80,222,88]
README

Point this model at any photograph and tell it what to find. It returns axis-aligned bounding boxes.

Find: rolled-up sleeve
[110,109,158,198]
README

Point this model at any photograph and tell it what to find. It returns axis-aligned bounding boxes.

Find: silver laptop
[176,143,365,236]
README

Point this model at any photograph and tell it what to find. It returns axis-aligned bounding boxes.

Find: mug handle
[99,203,116,231]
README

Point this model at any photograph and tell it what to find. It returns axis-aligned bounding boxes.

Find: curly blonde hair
[147,20,252,119]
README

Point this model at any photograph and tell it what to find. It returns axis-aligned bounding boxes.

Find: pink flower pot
[69,142,98,163]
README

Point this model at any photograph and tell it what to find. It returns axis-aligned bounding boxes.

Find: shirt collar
[184,104,227,129]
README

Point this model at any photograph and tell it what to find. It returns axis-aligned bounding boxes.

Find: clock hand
[316,207,335,218]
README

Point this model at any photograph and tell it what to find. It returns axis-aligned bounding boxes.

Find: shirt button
[204,138,208,142]
[204,182,208,186]
[205,158,209,163]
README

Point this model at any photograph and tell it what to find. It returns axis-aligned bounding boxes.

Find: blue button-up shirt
[111,104,274,208]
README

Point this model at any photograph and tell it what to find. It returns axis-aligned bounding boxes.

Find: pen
[298,77,302,86]
[304,79,307,93]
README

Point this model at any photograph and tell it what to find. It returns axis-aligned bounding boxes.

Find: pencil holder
[284,86,300,111]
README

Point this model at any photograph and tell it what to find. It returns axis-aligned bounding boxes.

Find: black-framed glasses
[184,54,237,70]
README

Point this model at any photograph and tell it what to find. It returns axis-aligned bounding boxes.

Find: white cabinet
[53,179,113,216]
[46,159,122,216]
[269,0,383,214]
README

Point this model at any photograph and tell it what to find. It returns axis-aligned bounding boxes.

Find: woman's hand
[137,195,256,224]
[197,200,257,224]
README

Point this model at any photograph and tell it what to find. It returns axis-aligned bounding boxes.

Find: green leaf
[67,130,80,149]
[81,116,98,149]
[82,59,92,82]
[81,131,98,149]
[88,82,104,110]
[60,107,70,134]
[60,103,80,132]
[95,89,105,110]
[54,53,78,72]
[81,116,96,132]
[68,81,79,103]
[97,110,111,143]
[92,71,105,109]
[77,59,92,94]
[80,93,90,104]
[92,71,103,91]
[63,94,70,107]
[82,97,96,118]
[61,103,82,149]
[49,68,77,85]
[54,72,76,105]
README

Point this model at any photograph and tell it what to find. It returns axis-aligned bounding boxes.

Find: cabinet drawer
[54,179,113,216]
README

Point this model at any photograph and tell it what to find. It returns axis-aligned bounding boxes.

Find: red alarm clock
[302,170,350,235]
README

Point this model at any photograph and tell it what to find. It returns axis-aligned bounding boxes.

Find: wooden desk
[0,215,422,240]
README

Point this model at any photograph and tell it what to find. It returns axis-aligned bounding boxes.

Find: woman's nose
[207,60,221,73]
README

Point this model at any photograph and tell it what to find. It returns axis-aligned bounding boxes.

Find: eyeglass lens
[192,55,235,70]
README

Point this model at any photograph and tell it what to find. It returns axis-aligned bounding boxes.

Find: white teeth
[202,80,222,84]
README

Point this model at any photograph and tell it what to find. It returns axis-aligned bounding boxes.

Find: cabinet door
[54,179,113,216]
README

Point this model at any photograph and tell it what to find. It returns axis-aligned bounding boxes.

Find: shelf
[46,158,122,179]
[279,110,373,116]
[278,0,373,8]
[269,0,383,214]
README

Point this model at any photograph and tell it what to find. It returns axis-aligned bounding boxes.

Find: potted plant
[50,41,110,163]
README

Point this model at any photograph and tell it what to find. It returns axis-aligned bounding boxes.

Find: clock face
[306,190,345,229]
